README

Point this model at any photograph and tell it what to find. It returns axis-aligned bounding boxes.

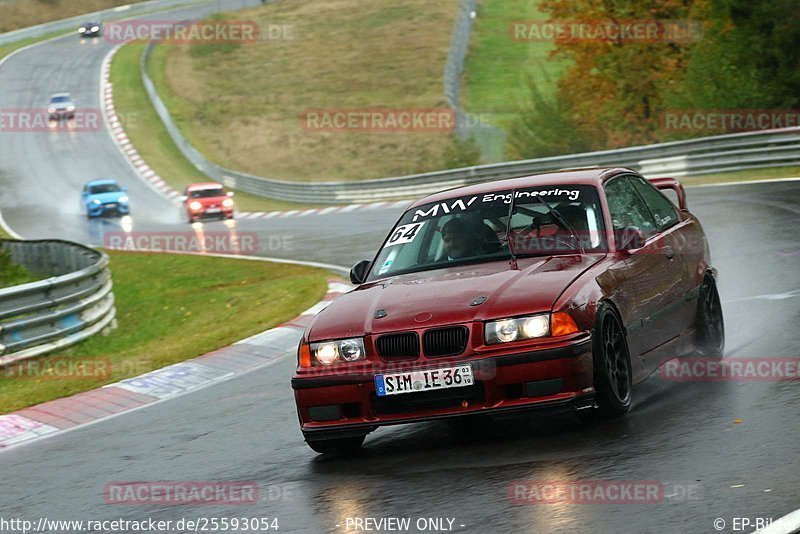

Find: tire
[592,303,633,418]
[305,434,365,455]
[696,275,724,359]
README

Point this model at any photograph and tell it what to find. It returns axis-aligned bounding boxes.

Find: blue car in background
[82,179,130,218]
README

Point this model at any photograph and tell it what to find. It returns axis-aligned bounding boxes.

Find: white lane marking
[724,289,800,304]
[279,210,300,218]
[297,209,318,217]
[263,211,280,219]
[318,206,339,215]
[0,207,23,239]
[364,201,388,210]
[753,508,800,534]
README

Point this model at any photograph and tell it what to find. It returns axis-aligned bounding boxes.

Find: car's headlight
[118,196,129,203]
[91,26,100,32]
[485,312,580,344]
[485,314,551,344]
[189,201,203,210]
[78,27,86,33]
[310,338,366,365]
[48,107,56,113]
[66,105,75,112]
[222,198,234,207]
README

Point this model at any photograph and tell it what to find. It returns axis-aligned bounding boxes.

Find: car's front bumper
[189,208,234,220]
[88,203,129,216]
[292,337,595,437]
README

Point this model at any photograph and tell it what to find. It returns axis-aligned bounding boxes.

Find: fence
[0,240,116,367]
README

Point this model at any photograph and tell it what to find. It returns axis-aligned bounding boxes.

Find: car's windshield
[50,96,70,103]
[189,187,225,198]
[368,184,606,280]
[89,183,120,194]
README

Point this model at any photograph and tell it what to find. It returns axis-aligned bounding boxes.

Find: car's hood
[50,102,74,110]
[308,254,605,340]
[87,192,124,203]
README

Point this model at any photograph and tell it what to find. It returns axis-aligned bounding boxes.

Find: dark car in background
[78,21,102,37]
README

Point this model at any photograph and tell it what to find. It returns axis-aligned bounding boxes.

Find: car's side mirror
[227,192,234,197]
[618,226,646,253]
[350,260,371,285]
[179,195,188,202]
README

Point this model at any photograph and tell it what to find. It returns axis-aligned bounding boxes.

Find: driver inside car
[439,217,500,261]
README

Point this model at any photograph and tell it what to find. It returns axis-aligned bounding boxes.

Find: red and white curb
[100,46,412,219]
[0,280,352,451]
[101,45,183,205]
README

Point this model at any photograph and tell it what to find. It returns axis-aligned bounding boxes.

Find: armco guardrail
[0,0,206,46]
[0,240,116,367]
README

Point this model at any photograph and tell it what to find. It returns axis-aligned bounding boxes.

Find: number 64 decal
[383,222,426,248]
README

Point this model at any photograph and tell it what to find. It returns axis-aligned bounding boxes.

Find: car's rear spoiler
[647,177,687,210]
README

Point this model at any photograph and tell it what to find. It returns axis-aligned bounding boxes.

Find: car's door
[604,175,682,360]
[627,175,700,342]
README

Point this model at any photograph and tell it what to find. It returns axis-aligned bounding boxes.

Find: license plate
[105,203,117,208]
[375,365,473,397]
[206,208,221,213]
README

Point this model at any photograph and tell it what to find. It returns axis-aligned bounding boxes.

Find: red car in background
[291,168,724,454]
[181,182,235,223]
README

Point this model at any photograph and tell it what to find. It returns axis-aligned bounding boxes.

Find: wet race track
[1,1,799,532]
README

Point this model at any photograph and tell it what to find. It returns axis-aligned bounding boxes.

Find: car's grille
[423,326,469,357]
[370,382,484,415]
[375,332,419,359]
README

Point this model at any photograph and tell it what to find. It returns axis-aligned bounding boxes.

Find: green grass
[0,248,39,287]
[462,0,570,128]
[151,0,463,182]
[0,250,329,413]
[110,42,312,212]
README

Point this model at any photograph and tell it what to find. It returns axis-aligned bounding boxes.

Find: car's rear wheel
[304,434,366,455]
[696,275,724,359]
[592,303,632,418]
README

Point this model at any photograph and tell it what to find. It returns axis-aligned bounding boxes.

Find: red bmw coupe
[292,168,724,453]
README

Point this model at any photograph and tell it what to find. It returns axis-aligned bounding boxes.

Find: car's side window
[628,176,679,231]
[604,177,657,233]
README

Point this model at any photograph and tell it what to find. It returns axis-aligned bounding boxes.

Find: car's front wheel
[304,434,365,454]
[592,303,633,418]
